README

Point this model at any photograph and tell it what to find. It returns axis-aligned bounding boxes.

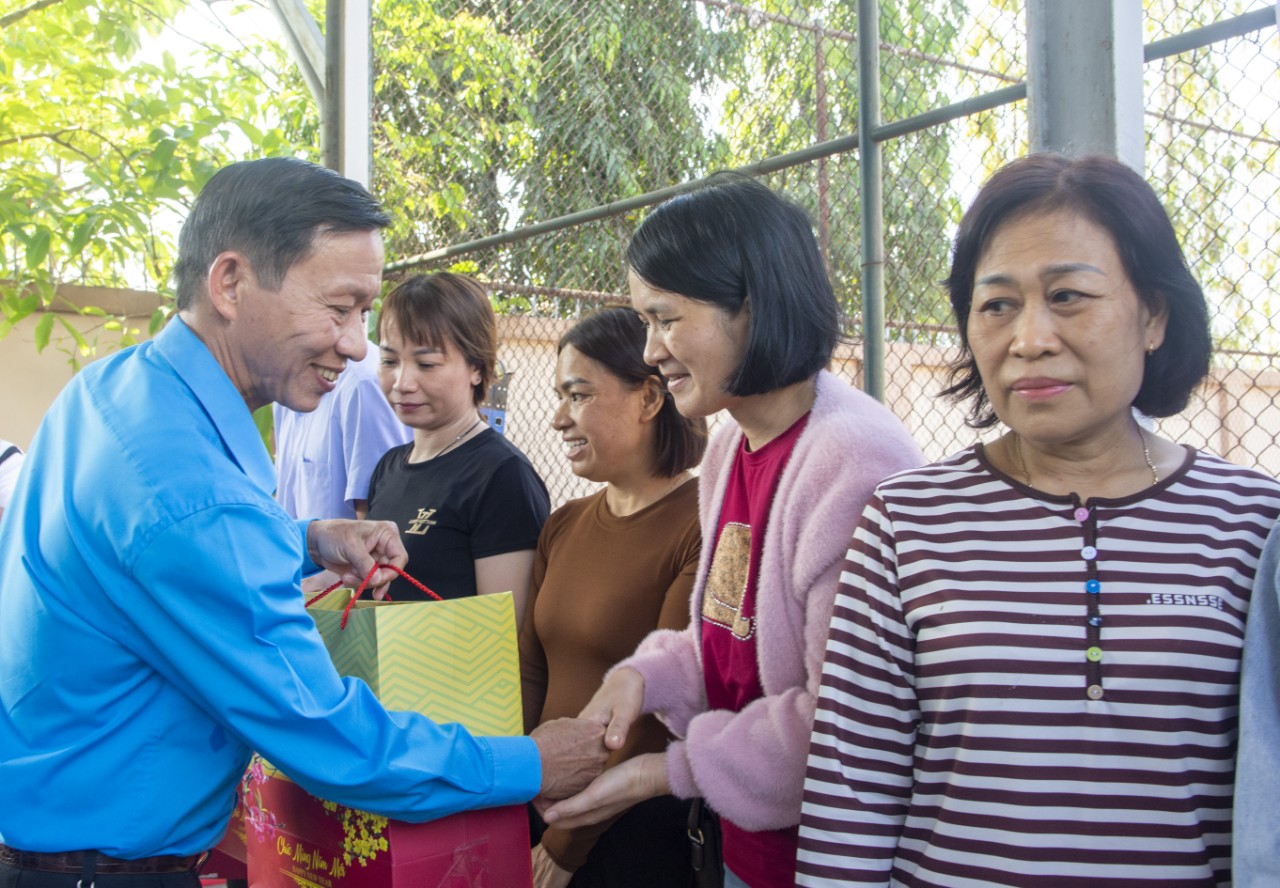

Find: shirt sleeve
[1233,520,1280,888]
[295,518,321,576]
[519,527,552,734]
[795,494,917,886]
[337,371,407,507]
[122,501,542,821]
[365,444,400,510]
[469,455,550,560]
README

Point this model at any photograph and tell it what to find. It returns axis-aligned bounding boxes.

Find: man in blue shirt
[0,157,604,887]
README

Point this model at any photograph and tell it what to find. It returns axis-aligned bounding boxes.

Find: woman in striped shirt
[796,154,1280,887]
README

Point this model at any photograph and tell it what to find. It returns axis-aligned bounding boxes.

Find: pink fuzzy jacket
[618,370,923,831]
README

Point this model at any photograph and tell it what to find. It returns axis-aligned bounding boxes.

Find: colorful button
[1088,615,1103,627]
[1074,507,1090,522]
[1086,684,1104,700]
[1081,546,1098,560]
[1086,646,1103,662]
[1085,579,1101,594]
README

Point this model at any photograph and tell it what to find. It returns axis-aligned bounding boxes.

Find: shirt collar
[152,316,276,494]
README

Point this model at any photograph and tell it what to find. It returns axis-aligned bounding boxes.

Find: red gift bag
[242,766,531,888]
[242,572,532,887]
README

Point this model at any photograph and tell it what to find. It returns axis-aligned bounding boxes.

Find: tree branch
[0,128,83,150]
[0,0,66,30]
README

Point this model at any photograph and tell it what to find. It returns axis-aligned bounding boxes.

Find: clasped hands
[530,667,671,831]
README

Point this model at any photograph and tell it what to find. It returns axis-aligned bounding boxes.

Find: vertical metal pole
[266,0,325,106]
[815,24,831,269]
[338,0,372,187]
[322,0,340,171]
[321,0,372,185]
[1027,0,1144,171]
[857,0,885,401]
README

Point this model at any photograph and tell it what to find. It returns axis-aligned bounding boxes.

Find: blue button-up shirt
[0,318,540,856]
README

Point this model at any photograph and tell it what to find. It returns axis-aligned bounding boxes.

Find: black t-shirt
[366,428,550,600]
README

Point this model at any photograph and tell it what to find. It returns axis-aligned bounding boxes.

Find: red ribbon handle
[305,563,442,629]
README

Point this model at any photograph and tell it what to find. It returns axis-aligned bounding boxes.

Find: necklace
[1012,428,1159,488]
[424,417,482,461]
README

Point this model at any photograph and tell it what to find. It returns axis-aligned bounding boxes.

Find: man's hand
[579,667,645,751]
[306,519,406,594]
[539,753,670,830]
[530,717,608,801]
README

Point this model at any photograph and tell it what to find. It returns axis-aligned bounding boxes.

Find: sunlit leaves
[0,0,307,366]
[365,1,540,261]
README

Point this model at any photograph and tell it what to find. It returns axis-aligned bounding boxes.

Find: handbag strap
[0,446,19,466]
[305,563,442,629]
[688,797,710,872]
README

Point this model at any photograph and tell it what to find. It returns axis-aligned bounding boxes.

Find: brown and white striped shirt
[797,445,1280,887]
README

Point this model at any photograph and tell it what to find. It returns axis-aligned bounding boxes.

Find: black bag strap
[0,446,19,466]
[688,798,709,871]
[687,797,723,887]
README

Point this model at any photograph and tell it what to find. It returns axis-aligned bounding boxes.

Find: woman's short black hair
[559,306,708,478]
[942,153,1212,428]
[378,272,496,406]
[626,173,839,396]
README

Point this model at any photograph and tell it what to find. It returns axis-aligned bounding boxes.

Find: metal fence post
[1027,0,1144,170]
[815,21,831,269]
[857,0,885,401]
[322,0,372,185]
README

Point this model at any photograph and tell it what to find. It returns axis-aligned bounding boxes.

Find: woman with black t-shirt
[367,272,549,624]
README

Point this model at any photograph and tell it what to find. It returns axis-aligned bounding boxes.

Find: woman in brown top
[520,306,707,888]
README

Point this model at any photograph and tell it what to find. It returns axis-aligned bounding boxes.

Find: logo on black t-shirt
[406,508,438,535]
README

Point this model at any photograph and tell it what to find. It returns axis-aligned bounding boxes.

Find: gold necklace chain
[428,417,483,460]
[1012,428,1159,488]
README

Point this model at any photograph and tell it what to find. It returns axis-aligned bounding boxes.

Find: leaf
[25,229,51,269]
[33,312,54,352]
[57,314,91,356]
[68,217,97,255]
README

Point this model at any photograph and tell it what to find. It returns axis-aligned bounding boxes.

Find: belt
[0,844,209,875]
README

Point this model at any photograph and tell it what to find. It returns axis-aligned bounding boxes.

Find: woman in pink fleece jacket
[540,174,923,888]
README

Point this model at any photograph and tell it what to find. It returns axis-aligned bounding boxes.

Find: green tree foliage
[371,1,539,260]
[497,0,726,296]
[0,0,302,361]
[1142,0,1280,352]
[712,0,968,341]
[1,0,975,355]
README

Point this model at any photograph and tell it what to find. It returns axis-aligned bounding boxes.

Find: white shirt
[0,438,24,511]
[272,349,410,520]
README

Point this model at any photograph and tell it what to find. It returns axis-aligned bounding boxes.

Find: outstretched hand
[306,519,406,595]
[530,717,608,802]
[578,667,645,752]
[539,753,670,830]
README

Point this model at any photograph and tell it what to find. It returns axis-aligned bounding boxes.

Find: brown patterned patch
[703,522,755,639]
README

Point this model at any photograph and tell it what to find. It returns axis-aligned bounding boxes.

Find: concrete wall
[0,285,162,449]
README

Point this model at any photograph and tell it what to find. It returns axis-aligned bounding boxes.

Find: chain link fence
[376,0,1280,509]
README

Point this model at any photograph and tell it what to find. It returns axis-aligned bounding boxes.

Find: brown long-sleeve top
[518,479,700,871]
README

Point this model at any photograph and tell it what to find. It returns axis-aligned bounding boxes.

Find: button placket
[1076,501,1105,700]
